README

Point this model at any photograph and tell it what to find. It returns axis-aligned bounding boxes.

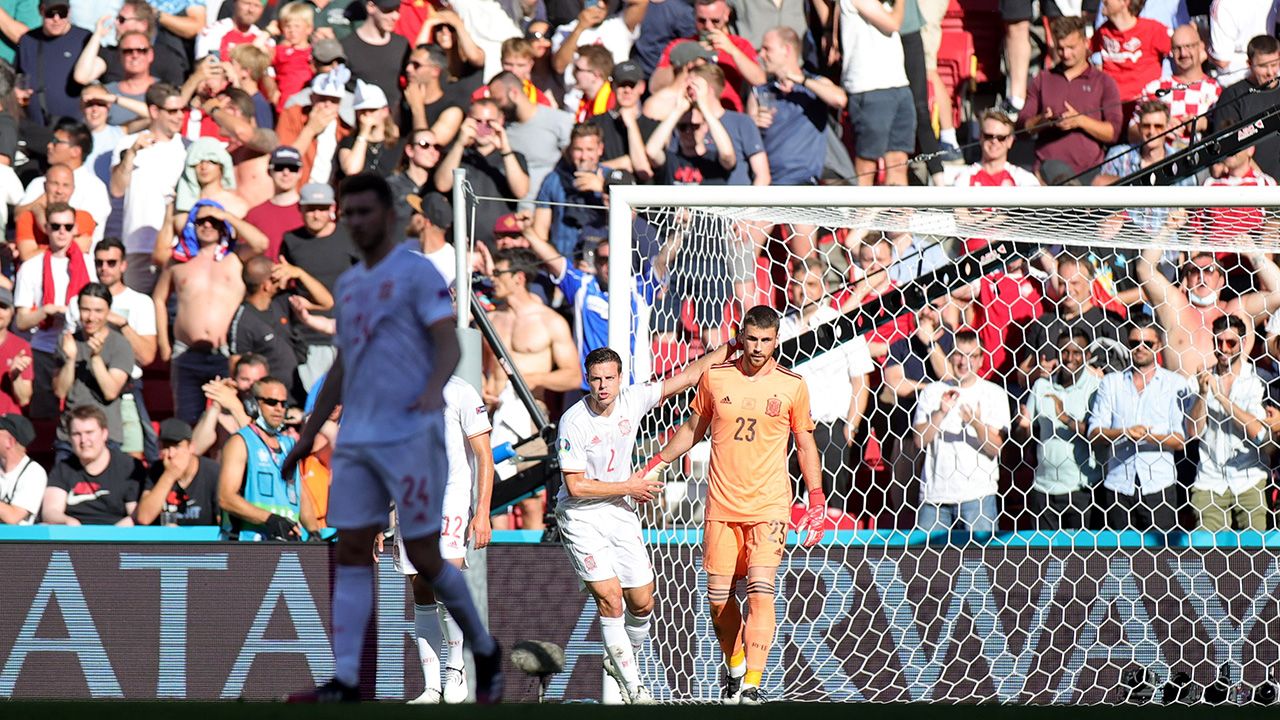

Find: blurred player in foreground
[636,305,826,704]
[556,342,731,704]
[284,173,502,703]
[395,376,495,703]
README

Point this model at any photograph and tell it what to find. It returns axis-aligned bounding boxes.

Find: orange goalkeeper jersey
[689,359,815,523]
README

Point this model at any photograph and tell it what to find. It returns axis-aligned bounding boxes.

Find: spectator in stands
[223,45,276,132]
[750,26,845,187]
[912,329,1011,533]
[407,192,458,283]
[277,69,352,187]
[530,122,621,258]
[218,375,315,540]
[1019,16,1122,179]
[93,239,158,461]
[1096,100,1186,187]
[651,0,764,112]
[0,289,33,414]
[1211,35,1280,181]
[834,234,914,358]
[1024,255,1126,380]
[389,130,442,227]
[551,0,646,97]
[1021,327,1102,530]
[1093,0,1170,107]
[15,202,96,421]
[78,30,156,126]
[403,44,465,144]
[281,183,359,392]
[881,305,952,516]
[54,282,135,452]
[196,0,271,61]
[634,0,695,78]
[111,82,189,294]
[838,0,914,186]
[946,256,1046,381]
[489,70,573,201]
[524,21,565,105]
[199,86,280,211]
[231,254,333,401]
[1089,312,1191,531]
[589,60,655,179]
[79,85,127,186]
[244,147,304,261]
[42,405,147,526]
[15,165,96,262]
[643,40,713,118]
[72,1,188,88]
[1188,314,1270,532]
[1132,24,1221,146]
[16,0,90,125]
[191,353,267,456]
[153,204,247,425]
[645,78,738,185]
[411,8,492,89]
[135,418,221,526]
[780,256,874,504]
[685,64,768,186]
[952,111,1040,187]
[567,44,618,122]
[0,415,42,525]
[271,2,315,113]
[434,98,530,247]
[1208,0,1277,86]
[341,0,410,116]
[336,81,401,179]
[494,37,557,108]
[19,119,112,245]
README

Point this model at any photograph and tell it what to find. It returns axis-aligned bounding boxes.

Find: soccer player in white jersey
[284,173,502,704]
[556,342,731,704]
[395,375,494,704]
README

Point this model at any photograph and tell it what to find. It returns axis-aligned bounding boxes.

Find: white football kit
[554,381,664,587]
[397,377,493,574]
[326,243,456,540]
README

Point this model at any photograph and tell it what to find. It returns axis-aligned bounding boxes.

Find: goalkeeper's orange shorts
[702,519,787,577]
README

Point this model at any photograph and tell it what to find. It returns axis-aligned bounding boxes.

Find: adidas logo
[720,396,732,404]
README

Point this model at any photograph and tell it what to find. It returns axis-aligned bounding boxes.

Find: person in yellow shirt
[635,305,826,704]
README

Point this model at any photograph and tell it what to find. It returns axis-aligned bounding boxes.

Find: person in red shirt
[245,147,305,260]
[0,289,34,414]
[951,111,1041,189]
[946,258,1046,381]
[272,1,314,112]
[650,0,766,112]
[1092,0,1171,105]
[833,235,915,359]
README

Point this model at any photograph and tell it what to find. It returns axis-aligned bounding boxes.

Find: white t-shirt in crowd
[14,253,98,354]
[840,0,909,94]
[424,243,457,288]
[556,379,665,510]
[914,378,1012,505]
[21,165,112,244]
[552,16,641,94]
[0,455,47,525]
[779,305,874,425]
[111,131,188,255]
[110,286,157,379]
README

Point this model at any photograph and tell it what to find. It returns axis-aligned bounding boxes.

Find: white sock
[624,610,650,656]
[939,128,958,147]
[414,603,444,692]
[600,615,641,689]
[429,563,496,656]
[441,605,466,671]
[332,565,375,687]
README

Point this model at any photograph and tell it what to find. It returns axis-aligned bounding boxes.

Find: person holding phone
[433,98,530,247]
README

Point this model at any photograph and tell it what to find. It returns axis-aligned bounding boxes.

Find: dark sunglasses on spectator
[1217,337,1241,349]
[981,132,1011,142]
[255,396,287,408]
[1127,338,1157,349]
[121,46,151,55]
[43,5,69,18]
[94,258,120,267]
[526,30,549,41]
[195,216,222,228]
[48,222,75,232]
[414,140,441,150]
[270,164,299,173]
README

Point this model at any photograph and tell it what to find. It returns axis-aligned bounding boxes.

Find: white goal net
[600,185,1280,704]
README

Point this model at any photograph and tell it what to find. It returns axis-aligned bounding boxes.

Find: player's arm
[794,427,827,546]
[661,342,732,398]
[467,430,495,548]
[284,354,344,479]
[562,469,662,503]
[635,410,711,483]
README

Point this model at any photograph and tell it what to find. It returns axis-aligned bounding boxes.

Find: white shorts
[394,476,474,575]
[328,427,447,540]
[555,502,654,588]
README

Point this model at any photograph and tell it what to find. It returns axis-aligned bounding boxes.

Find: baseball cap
[669,41,716,68]
[611,60,644,85]
[407,193,453,229]
[300,183,335,206]
[311,37,347,65]
[0,287,13,308]
[158,418,193,445]
[269,146,302,168]
[352,80,388,112]
[493,213,521,236]
[370,0,401,10]
[0,414,34,447]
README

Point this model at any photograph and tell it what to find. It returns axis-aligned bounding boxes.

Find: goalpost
[604,184,1280,704]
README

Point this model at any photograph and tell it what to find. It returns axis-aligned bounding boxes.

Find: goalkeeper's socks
[414,603,444,692]
[429,562,497,656]
[332,564,375,687]
[441,606,466,671]
[728,650,747,678]
[601,615,643,689]
[624,610,650,655]
[743,670,762,688]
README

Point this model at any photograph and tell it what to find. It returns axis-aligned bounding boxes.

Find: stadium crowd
[0,0,1276,536]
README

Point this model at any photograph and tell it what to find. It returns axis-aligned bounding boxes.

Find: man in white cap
[338,81,399,178]
[278,68,353,185]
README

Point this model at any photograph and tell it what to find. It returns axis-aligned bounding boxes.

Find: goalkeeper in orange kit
[632,305,827,704]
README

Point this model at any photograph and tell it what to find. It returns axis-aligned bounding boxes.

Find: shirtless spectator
[174,137,250,219]
[642,41,712,120]
[200,87,281,208]
[14,165,95,261]
[484,248,581,530]
[244,146,304,260]
[153,205,248,425]
[1138,231,1280,377]
[191,353,268,457]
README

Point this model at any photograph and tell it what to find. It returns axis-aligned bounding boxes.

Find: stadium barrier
[1,534,1278,703]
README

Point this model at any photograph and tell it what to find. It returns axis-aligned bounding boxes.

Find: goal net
[601,185,1280,704]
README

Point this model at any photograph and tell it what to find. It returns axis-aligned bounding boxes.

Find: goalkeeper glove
[640,454,670,484]
[263,513,300,540]
[799,488,827,548]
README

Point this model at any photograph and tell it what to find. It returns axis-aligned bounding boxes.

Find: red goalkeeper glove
[640,454,670,484]
[800,488,827,548]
